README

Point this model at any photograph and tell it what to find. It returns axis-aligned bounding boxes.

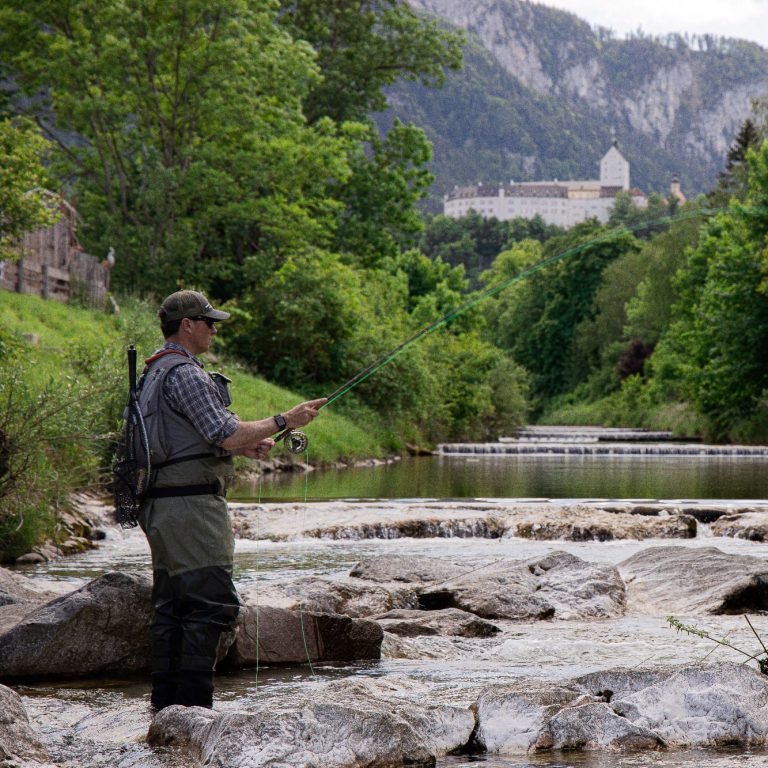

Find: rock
[617,546,768,614]
[148,677,474,767]
[0,571,152,680]
[349,554,465,584]
[240,576,417,617]
[223,605,383,668]
[473,663,768,754]
[419,551,625,620]
[373,608,501,638]
[712,510,768,541]
[0,683,51,765]
[507,505,696,540]
[472,680,589,752]
[0,567,57,607]
[574,663,768,748]
[13,552,46,565]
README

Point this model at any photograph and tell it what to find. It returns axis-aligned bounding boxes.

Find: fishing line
[297,443,317,679]
[319,207,738,411]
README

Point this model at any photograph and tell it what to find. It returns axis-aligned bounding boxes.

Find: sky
[539,0,768,48]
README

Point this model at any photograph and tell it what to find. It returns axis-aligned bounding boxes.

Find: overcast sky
[539,0,768,48]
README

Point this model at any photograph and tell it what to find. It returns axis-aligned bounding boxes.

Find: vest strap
[144,483,222,499]
[153,452,217,470]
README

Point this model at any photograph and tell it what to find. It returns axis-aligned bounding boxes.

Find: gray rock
[711,510,768,541]
[349,555,465,583]
[420,551,625,620]
[474,663,768,754]
[575,663,768,747]
[240,576,417,618]
[618,546,768,614]
[148,677,474,767]
[507,505,696,540]
[0,567,56,607]
[223,605,382,667]
[373,608,501,638]
[0,571,152,680]
[0,683,51,765]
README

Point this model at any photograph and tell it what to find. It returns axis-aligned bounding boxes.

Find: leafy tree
[278,0,463,125]
[483,222,640,404]
[0,0,353,294]
[333,120,434,267]
[658,142,768,438]
[0,118,58,259]
[709,118,764,205]
[421,212,561,284]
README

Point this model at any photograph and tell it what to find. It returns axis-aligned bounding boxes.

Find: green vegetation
[0,118,58,259]
[381,5,768,205]
[0,293,388,560]
[2,0,768,559]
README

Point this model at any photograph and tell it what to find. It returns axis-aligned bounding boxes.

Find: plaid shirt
[159,342,240,447]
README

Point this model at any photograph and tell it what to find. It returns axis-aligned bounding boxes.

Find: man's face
[185,316,218,354]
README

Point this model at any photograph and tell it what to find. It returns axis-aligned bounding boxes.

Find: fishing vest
[138,350,234,497]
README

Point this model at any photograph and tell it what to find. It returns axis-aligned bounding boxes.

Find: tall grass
[0,292,388,559]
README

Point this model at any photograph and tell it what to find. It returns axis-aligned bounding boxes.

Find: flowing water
[232,454,768,502]
[11,454,768,767]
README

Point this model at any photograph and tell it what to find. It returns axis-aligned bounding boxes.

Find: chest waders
[137,351,240,711]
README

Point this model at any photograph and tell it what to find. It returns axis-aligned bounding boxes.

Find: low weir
[439,426,768,457]
[439,442,768,456]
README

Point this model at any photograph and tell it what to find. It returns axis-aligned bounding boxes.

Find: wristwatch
[273,413,287,431]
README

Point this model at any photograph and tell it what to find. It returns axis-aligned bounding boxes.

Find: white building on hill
[443,143,647,227]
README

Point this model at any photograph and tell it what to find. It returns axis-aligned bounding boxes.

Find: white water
[12,500,768,767]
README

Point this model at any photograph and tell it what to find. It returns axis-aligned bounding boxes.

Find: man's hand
[281,398,328,429]
[221,398,328,453]
[237,438,275,460]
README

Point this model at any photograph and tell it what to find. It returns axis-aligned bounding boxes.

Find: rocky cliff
[387,0,768,201]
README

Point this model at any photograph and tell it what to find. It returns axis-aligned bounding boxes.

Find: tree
[483,222,640,404]
[0,0,354,293]
[658,141,768,438]
[709,118,764,205]
[333,120,434,267]
[0,118,58,259]
[278,0,463,125]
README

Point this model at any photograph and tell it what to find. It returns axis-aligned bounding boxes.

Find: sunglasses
[190,316,216,328]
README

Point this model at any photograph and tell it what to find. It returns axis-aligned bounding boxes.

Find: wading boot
[174,669,215,708]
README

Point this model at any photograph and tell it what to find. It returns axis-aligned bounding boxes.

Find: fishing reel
[278,429,309,454]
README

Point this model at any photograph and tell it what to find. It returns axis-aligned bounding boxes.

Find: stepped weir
[438,426,768,457]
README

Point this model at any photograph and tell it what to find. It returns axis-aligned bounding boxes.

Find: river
[232,454,768,502]
[11,453,768,767]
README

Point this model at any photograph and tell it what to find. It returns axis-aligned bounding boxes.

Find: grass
[0,291,388,464]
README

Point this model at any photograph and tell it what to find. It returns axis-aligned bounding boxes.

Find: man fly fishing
[134,290,325,711]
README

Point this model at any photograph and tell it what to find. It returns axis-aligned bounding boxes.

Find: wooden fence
[0,206,111,308]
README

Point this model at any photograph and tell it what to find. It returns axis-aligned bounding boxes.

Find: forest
[2,0,768,555]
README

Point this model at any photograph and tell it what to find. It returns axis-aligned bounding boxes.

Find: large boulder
[240,576,416,618]
[374,608,500,638]
[148,677,475,768]
[0,683,51,765]
[507,505,696,540]
[574,663,768,747]
[617,546,768,614]
[473,663,768,754]
[223,605,383,667]
[0,571,152,680]
[419,551,625,620]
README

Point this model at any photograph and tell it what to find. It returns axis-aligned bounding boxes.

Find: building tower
[599,141,630,190]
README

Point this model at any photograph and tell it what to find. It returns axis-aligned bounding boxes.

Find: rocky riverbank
[4,498,768,766]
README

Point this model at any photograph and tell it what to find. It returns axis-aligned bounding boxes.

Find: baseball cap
[158,290,230,322]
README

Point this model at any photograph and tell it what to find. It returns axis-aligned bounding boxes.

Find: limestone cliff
[390,0,768,198]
